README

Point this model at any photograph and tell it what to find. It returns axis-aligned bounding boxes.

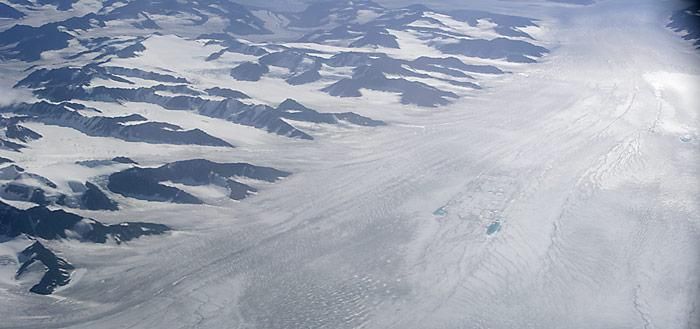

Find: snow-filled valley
[0,0,698,328]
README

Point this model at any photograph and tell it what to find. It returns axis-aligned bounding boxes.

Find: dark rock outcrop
[231,62,269,81]
[0,164,57,188]
[205,87,250,99]
[8,0,78,11]
[1,200,169,295]
[0,166,118,210]
[2,183,50,206]
[108,159,290,203]
[108,168,204,204]
[5,124,42,142]
[81,182,119,211]
[103,0,271,35]
[0,138,25,152]
[16,241,74,295]
[14,65,385,139]
[322,65,459,107]
[201,33,269,60]
[1,115,43,144]
[436,38,549,63]
[0,200,169,243]
[2,102,233,148]
[288,0,385,28]
[276,99,385,126]
[112,156,138,165]
[0,3,25,19]
[0,14,104,61]
[668,5,700,49]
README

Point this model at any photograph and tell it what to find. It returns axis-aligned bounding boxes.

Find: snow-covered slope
[0,0,698,328]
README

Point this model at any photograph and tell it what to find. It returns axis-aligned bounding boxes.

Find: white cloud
[0,85,32,107]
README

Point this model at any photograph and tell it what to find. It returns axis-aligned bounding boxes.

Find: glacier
[0,0,698,328]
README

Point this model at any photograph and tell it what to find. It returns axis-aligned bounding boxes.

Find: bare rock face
[15,241,74,295]
[108,159,291,203]
[0,200,169,243]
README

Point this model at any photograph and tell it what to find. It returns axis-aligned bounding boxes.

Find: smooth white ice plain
[0,0,698,328]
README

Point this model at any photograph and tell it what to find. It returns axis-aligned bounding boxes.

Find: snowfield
[0,0,698,328]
